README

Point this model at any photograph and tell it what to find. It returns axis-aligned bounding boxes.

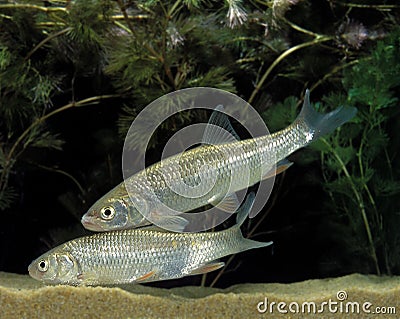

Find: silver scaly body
[128,119,310,214]
[29,195,271,286]
[81,90,357,232]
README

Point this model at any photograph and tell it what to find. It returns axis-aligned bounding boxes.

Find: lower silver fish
[28,193,271,286]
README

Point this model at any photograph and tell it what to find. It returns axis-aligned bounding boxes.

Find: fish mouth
[28,261,40,280]
[81,215,105,232]
[27,262,33,276]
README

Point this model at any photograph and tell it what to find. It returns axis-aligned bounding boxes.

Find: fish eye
[100,206,115,220]
[38,259,48,272]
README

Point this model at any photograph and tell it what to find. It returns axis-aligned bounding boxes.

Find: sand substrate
[0,272,399,318]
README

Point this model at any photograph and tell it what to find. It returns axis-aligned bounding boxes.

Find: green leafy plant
[0,0,311,210]
[1,0,400,284]
[260,29,400,276]
[319,29,400,275]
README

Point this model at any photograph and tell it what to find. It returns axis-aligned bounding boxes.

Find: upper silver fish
[29,193,272,286]
[81,90,357,232]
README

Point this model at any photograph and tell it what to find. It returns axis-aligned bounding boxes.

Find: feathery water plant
[1,0,399,283]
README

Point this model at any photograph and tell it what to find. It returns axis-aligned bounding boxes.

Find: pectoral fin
[139,225,170,232]
[77,271,99,285]
[153,214,189,232]
[190,262,225,275]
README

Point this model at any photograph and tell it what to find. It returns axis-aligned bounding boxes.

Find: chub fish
[29,193,271,285]
[81,90,357,232]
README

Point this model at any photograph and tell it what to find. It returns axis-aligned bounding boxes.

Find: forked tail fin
[297,89,357,141]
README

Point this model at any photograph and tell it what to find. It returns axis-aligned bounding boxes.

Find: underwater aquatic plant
[317,29,400,276]
[259,28,400,277]
[226,0,248,28]
[338,20,369,49]
[0,1,116,210]
[1,0,399,285]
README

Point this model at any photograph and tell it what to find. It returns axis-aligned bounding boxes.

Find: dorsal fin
[201,105,240,145]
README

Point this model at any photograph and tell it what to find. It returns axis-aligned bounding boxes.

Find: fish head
[81,195,151,231]
[28,249,79,285]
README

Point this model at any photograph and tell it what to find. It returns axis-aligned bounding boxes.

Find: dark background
[0,0,399,288]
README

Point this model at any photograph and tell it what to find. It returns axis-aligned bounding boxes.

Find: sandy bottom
[0,272,399,318]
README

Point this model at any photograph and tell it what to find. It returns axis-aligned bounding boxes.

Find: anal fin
[136,270,156,283]
[190,262,225,275]
[262,159,293,180]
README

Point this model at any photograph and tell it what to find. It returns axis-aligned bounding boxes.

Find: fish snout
[28,261,42,281]
[81,214,104,232]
